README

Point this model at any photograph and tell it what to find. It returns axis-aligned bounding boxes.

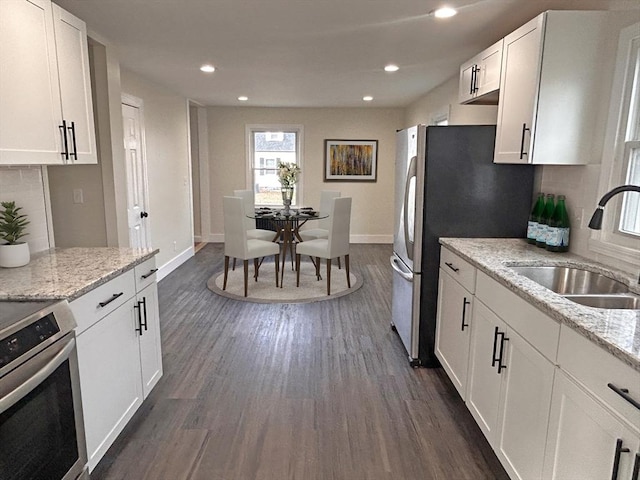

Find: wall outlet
[173,241,177,252]
[73,188,84,204]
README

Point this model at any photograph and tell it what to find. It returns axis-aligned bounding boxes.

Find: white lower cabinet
[543,371,639,480]
[467,300,555,480]
[73,257,162,471]
[76,298,143,471]
[435,268,474,399]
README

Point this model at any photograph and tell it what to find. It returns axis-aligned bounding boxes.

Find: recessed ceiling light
[238,96,248,101]
[363,96,373,102]
[200,64,215,73]
[434,7,457,18]
[384,64,399,72]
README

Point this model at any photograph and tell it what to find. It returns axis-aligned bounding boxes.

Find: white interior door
[122,98,150,249]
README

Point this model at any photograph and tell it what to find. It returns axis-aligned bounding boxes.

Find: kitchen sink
[509,266,629,295]
[562,294,640,310]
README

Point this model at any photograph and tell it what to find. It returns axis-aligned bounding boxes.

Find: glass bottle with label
[527,192,545,245]
[546,195,570,252]
[536,193,555,248]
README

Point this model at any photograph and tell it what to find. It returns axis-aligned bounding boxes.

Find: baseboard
[208,233,224,243]
[157,245,194,281]
[350,234,392,244]
[194,235,203,243]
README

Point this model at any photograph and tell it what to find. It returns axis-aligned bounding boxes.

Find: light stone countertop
[439,238,640,372]
[0,247,159,301]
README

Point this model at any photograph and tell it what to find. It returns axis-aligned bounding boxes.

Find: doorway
[121,94,151,249]
[188,102,210,251]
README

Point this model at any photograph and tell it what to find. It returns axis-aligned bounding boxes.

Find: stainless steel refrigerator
[390,125,534,367]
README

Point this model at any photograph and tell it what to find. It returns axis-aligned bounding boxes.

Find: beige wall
[404,75,498,128]
[206,107,404,243]
[120,69,192,268]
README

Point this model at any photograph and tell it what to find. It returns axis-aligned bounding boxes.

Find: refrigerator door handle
[403,155,417,261]
[390,256,413,282]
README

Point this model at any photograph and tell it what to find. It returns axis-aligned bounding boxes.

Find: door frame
[121,93,151,249]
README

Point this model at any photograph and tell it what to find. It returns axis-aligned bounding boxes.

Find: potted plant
[0,201,30,268]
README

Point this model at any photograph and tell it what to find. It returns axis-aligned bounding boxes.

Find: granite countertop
[0,247,159,301]
[439,238,640,372]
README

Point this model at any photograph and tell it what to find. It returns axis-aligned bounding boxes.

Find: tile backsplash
[0,166,51,253]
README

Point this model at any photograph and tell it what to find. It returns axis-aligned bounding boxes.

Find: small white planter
[0,242,30,268]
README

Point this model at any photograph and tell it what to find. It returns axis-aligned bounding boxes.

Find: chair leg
[315,257,321,280]
[254,258,259,281]
[345,254,351,288]
[232,258,236,271]
[326,258,332,295]
[223,256,230,290]
[243,260,249,297]
[275,253,280,287]
[296,253,301,287]
[338,256,342,270]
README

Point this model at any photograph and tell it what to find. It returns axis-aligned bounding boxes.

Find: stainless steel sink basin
[563,294,640,310]
[510,266,628,295]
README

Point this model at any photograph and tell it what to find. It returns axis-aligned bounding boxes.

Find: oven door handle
[0,337,76,413]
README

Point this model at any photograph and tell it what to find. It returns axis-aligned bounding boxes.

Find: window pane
[619,144,640,236]
[252,130,299,206]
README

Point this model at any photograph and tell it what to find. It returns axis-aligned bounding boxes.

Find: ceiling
[53,0,639,108]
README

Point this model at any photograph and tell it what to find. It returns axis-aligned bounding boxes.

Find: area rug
[207,258,361,303]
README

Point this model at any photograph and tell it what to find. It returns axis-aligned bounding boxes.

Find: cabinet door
[76,298,143,471]
[476,40,502,97]
[495,326,555,480]
[52,4,97,164]
[458,60,478,104]
[136,282,163,398]
[467,301,506,441]
[0,0,63,165]
[494,14,544,164]
[435,269,473,399]
[543,372,639,480]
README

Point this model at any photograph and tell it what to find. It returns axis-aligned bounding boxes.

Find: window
[246,125,303,206]
[590,22,640,265]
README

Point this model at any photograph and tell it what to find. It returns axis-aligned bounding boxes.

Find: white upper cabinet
[0,0,96,165]
[458,39,502,105]
[494,11,610,165]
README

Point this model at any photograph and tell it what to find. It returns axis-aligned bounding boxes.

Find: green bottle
[536,193,555,248]
[546,195,570,252]
[527,192,545,245]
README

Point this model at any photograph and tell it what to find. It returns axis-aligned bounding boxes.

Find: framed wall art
[324,139,378,182]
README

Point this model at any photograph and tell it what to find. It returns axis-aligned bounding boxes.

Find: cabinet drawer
[558,325,640,432]
[440,247,476,293]
[71,270,136,334]
[134,256,158,292]
[476,270,560,362]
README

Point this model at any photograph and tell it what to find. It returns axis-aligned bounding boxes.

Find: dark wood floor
[92,243,509,480]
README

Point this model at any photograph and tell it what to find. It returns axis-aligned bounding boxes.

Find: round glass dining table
[248,208,328,287]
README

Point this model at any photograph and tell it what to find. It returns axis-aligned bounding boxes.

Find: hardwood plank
[91,243,508,480]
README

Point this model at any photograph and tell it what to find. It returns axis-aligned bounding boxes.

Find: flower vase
[281,186,294,215]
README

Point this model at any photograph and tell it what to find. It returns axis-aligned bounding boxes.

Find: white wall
[0,166,51,253]
[206,106,404,243]
[119,69,193,270]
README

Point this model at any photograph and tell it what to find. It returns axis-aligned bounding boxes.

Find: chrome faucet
[588,184,640,229]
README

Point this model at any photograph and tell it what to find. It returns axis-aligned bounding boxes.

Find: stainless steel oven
[0,300,89,480]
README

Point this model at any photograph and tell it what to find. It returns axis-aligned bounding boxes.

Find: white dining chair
[298,190,341,241]
[223,196,280,297]
[295,197,351,295]
[233,189,276,241]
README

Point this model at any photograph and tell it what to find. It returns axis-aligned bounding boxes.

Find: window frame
[589,22,640,266]
[245,124,304,207]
